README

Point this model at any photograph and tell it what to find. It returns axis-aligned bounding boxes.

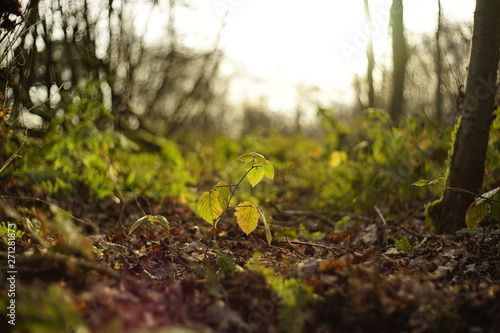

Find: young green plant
[0,222,24,245]
[413,178,500,228]
[197,152,274,244]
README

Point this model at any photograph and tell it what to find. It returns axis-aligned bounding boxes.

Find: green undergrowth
[1,81,457,214]
[182,109,450,213]
[247,253,317,333]
[421,108,500,232]
[4,82,193,202]
[9,283,85,333]
[307,109,449,211]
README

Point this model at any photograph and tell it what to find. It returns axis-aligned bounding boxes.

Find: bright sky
[146,0,475,115]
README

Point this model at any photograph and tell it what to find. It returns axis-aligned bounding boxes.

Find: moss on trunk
[425,0,500,233]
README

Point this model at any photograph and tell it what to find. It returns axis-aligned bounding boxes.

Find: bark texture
[427,0,500,233]
[435,0,443,122]
[364,0,375,108]
[389,0,407,123]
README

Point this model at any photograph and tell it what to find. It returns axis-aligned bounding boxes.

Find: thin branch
[0,146,23,174]
[0,195,99,233]
[0,251,141,284]
[432,182,500,204]
[275,240,345,254]
[374,205,388,247]
[213,161,256,226]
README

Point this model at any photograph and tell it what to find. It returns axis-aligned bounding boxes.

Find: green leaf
[428,177,444,185]
[465,200,490,228]
[412,177,444,187]
[475,186,500,205]
[335,216,350,232]
[473,187,500,224]
[197,191,223,226]
[216,181,231,209]
[151,215,170,231]
[246,166,265,187]
[239,153,273,182]
[394,236,412,252]
[237,152,256,163]
[258,206,272,245]
[128,215,150,235]
[237,152,268,165]
[252,154,269,166]
[262,162,275,180]
[242,160,253,171]
[329,150,348,168]
[491,192,500,222]
[235,201,259,235]
[128,215,170,235]
[412,179,430,187]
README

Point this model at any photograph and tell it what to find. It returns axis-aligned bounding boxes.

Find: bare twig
[0,195,99,233]
[275,239,345,254]
[374,205,388,247]
[0,252,141,284]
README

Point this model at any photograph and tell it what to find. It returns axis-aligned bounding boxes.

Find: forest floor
[1,191,500,333]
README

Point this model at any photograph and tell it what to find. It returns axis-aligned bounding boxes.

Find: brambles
[197,152,274,243]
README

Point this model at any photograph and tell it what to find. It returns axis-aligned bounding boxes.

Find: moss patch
[425,197,443,233]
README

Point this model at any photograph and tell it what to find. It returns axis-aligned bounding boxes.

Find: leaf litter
[1,194,499,333]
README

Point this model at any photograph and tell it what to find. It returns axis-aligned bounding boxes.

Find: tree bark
[389,0,407,123]
[363,0,375,108]
[435,0,443,122]
[426,0,500,233]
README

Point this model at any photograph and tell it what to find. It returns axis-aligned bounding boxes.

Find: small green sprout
[0,222,24,245]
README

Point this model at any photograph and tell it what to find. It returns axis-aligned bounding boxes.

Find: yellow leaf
[247,166,265,187]
[262,163,274,180]
[238,152,270,166]
[197,191,223,226]
[465,201,490,228]
[235,201,259,235]
[216,181,231,209]
[329,150,347,168]
[258,207,272,245]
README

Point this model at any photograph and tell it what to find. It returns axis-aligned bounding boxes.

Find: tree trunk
[426,0,500,233]
[435,0,443,122]
[363,0,375,108]
[389,0,407,123]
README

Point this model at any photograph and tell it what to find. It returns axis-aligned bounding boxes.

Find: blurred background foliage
[2,2,500,331]
[6,81,191,200]
[0,0,496,215]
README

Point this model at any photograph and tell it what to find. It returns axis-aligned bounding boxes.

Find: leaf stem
[212,160,256,227]
[434,183,500,204]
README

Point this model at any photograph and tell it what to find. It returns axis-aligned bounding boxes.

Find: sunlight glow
[146,0,475,113]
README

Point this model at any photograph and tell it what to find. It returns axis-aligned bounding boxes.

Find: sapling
[413,178,500,229]
[197,152,274,244]
[128,152,274,244]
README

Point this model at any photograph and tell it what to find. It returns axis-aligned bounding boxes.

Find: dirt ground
[1,194,500,333]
